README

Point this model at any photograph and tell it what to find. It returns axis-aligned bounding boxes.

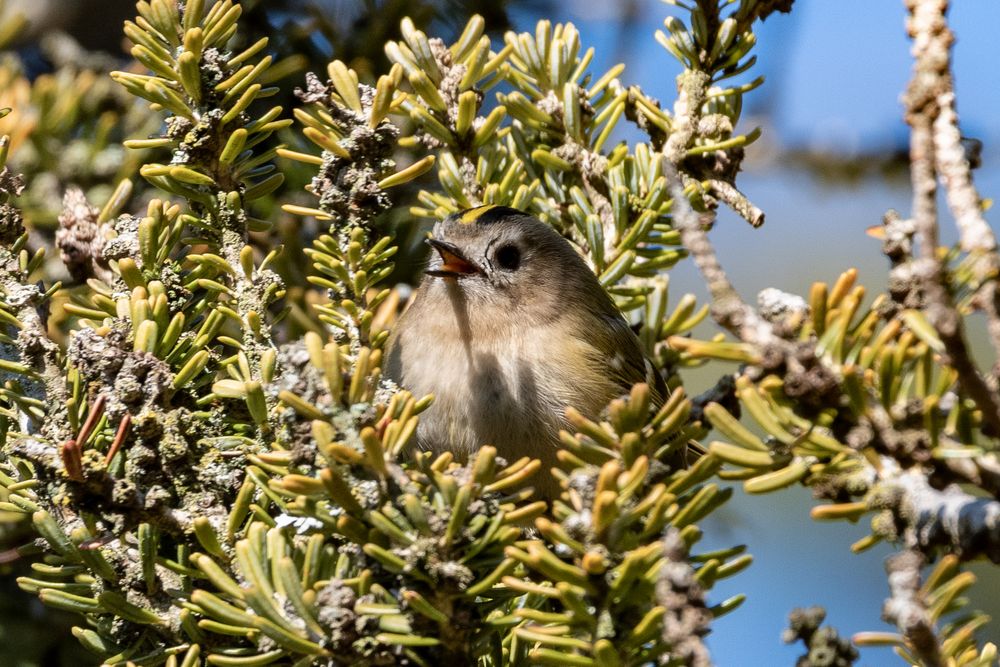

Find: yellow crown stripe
[459,204,499,224]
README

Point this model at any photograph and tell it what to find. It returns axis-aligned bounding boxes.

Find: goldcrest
[386,205,669,497]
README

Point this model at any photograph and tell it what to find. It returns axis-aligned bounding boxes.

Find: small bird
[386,205,669,497]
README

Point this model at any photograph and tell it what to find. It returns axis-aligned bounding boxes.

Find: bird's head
[423,205,587,309]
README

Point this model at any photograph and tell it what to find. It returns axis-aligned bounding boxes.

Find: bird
[385,205,671,498]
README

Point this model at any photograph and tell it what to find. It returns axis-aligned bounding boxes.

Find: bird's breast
[388,316,617,462]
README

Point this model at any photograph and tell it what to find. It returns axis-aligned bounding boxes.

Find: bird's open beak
[425,238,480,278]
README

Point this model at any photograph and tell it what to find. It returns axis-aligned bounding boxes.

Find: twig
[935,448,1000,498]
[663,71,711,164]
[663,157,772,346]
[888,467,1000,561]
[882,550,944,667]
[932,95,994,253]
[0,167,69,444]
[920,3,1000,369]
[659,529,713,667]
[706,179,765,228]
[903,0,1000,434]
[859,387,1000,562]
[910,0,997,255]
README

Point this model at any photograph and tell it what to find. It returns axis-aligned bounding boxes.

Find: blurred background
[1,0,999,664]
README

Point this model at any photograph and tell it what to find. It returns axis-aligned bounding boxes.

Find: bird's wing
[600,313,704,465]
[600,313,668,408]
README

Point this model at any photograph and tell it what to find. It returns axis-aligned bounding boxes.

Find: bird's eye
[494,244,521,271]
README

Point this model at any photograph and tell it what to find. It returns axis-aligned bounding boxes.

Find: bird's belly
[395,339,553,454]
[432,362,546,454]
[400,339,617,462]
